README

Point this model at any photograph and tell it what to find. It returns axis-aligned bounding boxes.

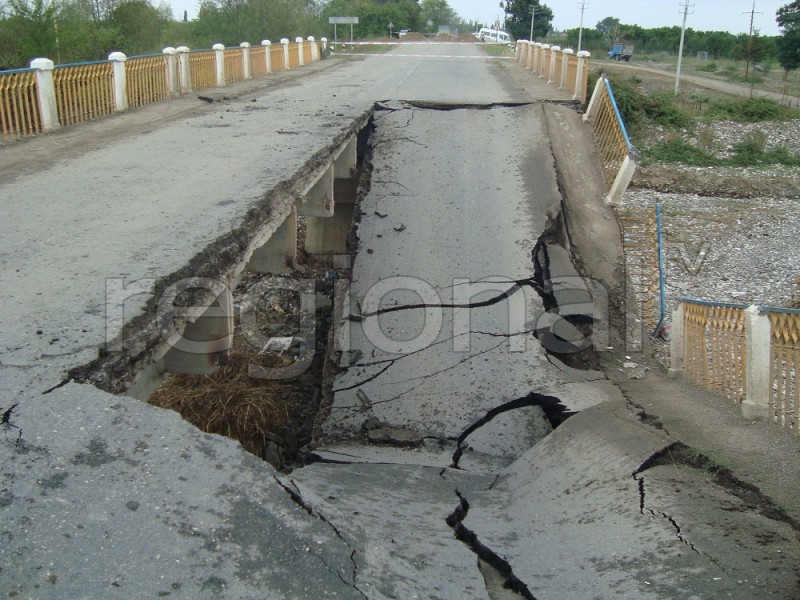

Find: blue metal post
[652,203,667,337]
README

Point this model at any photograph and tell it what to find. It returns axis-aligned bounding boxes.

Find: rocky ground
[620,119,800,367]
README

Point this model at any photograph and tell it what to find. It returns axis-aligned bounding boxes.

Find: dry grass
[149,350,295,457]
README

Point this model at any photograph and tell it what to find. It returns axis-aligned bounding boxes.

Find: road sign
[329,16,358,45]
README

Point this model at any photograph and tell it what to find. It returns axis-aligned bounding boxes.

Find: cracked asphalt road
[2,42,799,599]
[317,101,612,464]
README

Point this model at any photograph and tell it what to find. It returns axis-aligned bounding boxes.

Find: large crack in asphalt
[450,392,575,469]
[634,442,800,533]
[631,443,722,568]
[446,490,537,600]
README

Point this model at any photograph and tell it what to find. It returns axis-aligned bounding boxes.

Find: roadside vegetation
[592,71,800,168]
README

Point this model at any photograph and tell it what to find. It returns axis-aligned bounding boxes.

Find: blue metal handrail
[680,297,800,315]
[679,298,750,310]
[127,52,166,59]
[652,203,667,337]
[0,67,36,74]
[603,75,632,150]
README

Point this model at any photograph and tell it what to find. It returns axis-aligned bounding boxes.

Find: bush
[697,62,718,72]
[603,74,646,129]
[644,92,692,128]
[646,139,720,166]
[705,97,797,122]
[729,131,767,164]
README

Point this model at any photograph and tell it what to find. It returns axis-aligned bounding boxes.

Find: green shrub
[697,62,718,72]
[705,97,797,122]
[729,132,767,164]
[644,92,692,128]
[603,75,646,129]
[646,140,720,166]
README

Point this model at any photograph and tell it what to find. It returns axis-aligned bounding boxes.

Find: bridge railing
[0,36,326,144]
[672,299,800,431]
[127,53,170,109]
[582,73,637,206]
[0,68,42,141]
[515,41,591,104]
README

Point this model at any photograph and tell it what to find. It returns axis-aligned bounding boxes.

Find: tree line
[0,0,482,70]
[2,0,797,73]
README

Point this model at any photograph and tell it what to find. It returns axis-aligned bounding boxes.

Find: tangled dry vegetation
[148,351,295,458]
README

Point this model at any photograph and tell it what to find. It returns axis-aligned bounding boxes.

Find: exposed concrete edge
[541,102,644,354]
[69,108,374,396]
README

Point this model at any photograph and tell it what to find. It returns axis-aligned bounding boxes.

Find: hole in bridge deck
[142,118,375,471]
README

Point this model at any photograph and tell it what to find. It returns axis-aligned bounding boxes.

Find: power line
[578,1,589,52]
[743,0,763,79]
[675,0,694,94]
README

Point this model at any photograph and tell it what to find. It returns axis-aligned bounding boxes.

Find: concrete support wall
[246,207,298,274]
[161,281,234,375]
[297,166,334,217]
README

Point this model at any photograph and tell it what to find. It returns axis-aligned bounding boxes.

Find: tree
[420,0,456,32]
[110,0,170,55]
[777,0,800,71]
[322,0,420,39]
[596,16,621,46]
[500,0,552,41]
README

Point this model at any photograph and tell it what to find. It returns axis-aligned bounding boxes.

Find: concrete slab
[0,384,362,598]
[460,400,800,599]
[284,462,496,600]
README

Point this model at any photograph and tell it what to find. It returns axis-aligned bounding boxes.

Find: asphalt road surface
[2,44,798,599]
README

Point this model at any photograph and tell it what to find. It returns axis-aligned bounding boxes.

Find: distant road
[599,59,796,104]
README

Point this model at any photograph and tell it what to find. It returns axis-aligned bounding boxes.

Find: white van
[475,28,512,44]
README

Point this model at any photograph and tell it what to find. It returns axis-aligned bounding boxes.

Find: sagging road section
[1,43,797,599]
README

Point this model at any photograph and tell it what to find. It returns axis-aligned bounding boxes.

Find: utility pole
[578,1,588,52]
[743,0,763,80]
[674,0,692,95]
[529,3,535,41]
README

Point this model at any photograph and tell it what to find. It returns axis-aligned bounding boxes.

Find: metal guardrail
[592,77,632,189]
[618,208,660,334]
[224,48,245,84]
[676,298,800,432]
[188,50,217,91]
[0,39,323,143]
[0,68,41,142]
[127,54,169,109]
[250,46,268,77]
[681,299,747,404]
[53,60,115,126]
[271,46,287,71]
[768,310,800,430]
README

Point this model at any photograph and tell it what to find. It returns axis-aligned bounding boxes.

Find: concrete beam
[334,135,358,205]
[161,279,234,375]
[305,205,354,254]
[247,206,298,274]
[297,165,334,217]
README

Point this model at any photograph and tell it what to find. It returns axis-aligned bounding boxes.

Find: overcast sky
[167,0,787,37]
